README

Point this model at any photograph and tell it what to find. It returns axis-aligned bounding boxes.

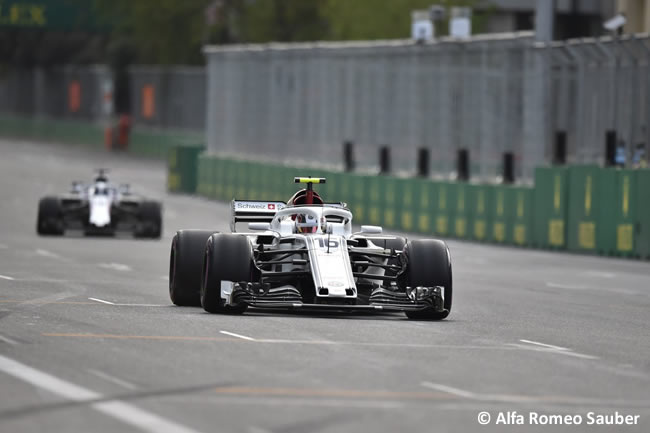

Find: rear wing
[230,200,286,232]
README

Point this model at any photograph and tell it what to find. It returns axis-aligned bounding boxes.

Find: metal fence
[2,32,648,180]
[129,66,206,131]
[544,36,650,167]
[0,65,110,120]
[204,33,650,181]
[0,65,206,132]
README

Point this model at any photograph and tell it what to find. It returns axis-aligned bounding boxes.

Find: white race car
[36,169,162,238]
[169,177,452,320]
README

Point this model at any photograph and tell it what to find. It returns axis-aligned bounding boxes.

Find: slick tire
[37,197,64,236]
[201,233,251,314]
[402,239,452,320]
[169,230,214,306]
[136,201,162,239]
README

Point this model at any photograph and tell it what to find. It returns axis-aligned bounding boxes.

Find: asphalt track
[0,137,649,433]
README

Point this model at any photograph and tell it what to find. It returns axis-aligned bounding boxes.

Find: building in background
[478,0,617,39]
[617,0,650,33]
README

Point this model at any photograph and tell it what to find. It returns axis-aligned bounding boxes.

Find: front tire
[401,239,452,320]
[169,230,214,306]
[201,233,251,314]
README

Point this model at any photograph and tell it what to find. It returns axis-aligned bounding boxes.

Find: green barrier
[567,165,601,253]
[431,182,452,237]
[599,168,643,257]
[321,170,335,202]
[488,185,534,246]
[257,163,273,200]
[167,144,204,193]
[224,159,240,201]
[512,187,534,246]
[351,174,372,225]
[612,169,639,256]
[378,176,398,229]
[451,183,469,239]
[533,167,568,249]
[636,169,650,259]
[172,153,650,261]
[195,155,210,197]
[396,178,418,233]
[490,185,510,244]
[469,184,491,242]
[337,173,354,216]
[594,168,619,256]
[212,157,225,200]
[413,180,436,235]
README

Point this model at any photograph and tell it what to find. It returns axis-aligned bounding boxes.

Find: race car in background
[169,177,452,320]
[36,169,162,238]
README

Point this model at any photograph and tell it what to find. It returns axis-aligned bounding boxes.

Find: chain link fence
[204,33,650,181]
[0,65,206,132]
[544,36,650,167]
[1,33,648,180]
[0,65,110,120]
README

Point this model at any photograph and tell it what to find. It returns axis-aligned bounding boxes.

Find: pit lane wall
[169,151,650,260]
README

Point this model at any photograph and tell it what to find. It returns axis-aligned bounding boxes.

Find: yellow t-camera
[294,177,327,184]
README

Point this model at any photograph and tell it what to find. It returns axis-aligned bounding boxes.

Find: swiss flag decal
[268,204,275,210]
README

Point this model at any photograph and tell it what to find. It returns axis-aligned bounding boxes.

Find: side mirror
[360,225,382,234]
[248,222,271,231]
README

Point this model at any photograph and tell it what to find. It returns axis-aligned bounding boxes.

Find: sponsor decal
[235,201,284,211]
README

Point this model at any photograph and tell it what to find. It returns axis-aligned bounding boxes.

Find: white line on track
[0,334,19,345]
[545,282,587,290]
[0,274,15,280]
[89,297,116,305]
[519,339,569,351]
[98,263,132,272]
[420,382,478,399]
[35,248,61,259]
[220,330,256,341]
[88,297,165,307]
[510,339,599,360]
[0,354,202,433]
[88,369,138,390]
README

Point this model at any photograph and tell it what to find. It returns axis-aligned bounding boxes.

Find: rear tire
[169,230,214,306]
[401,239,452,320]
[136,201,162,239]
[201,233,251,314]
[37,197,64,235]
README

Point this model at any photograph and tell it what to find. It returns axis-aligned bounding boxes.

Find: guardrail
[169,149,650,260]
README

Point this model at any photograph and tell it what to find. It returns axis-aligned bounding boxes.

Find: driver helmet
[296,213,318,234]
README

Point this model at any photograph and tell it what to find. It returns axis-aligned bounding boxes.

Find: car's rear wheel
[201,233,251,314]
[37,197,64,235]
[169,230,214,306]
[402,239,452,320]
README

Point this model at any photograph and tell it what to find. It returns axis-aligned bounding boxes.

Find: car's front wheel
[401,239,452,320]
[201,233,251,314]
[169,230,214,306]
